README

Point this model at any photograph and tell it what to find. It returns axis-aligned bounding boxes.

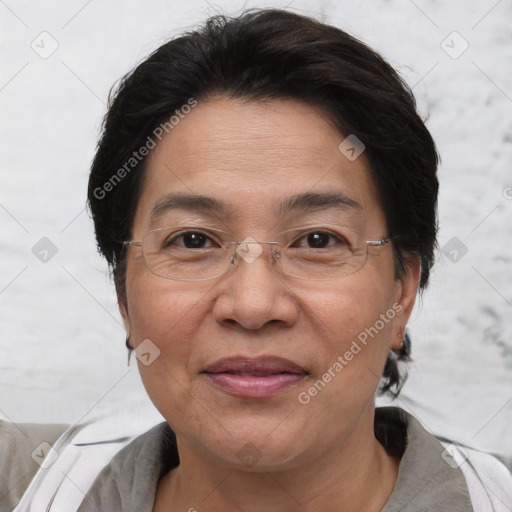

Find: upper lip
[202,356,308,375]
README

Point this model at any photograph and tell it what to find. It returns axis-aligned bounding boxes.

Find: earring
[126,336,133,366]
[398,332,404,349]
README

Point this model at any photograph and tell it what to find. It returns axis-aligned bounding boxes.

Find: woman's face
[122,96,419,470]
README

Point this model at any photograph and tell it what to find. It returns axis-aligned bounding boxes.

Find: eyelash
[291,231,347,248]
[165,229,348,249]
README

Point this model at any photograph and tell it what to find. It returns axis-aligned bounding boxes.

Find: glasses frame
[123,225,393,282]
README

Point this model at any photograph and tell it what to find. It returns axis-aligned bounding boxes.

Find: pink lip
[202,356,308,398]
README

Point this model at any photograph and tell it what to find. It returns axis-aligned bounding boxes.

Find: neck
[153,408,399,512]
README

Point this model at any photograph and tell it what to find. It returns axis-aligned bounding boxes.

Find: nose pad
[229,238,281,271]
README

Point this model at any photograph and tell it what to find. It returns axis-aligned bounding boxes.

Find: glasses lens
[276,226,367,280]
[142,227,228,280]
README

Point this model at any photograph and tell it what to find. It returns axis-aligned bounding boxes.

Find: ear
[390,256,421,350]
[118,296,131,344]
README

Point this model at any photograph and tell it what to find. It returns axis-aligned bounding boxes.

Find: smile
[202,356,308,398]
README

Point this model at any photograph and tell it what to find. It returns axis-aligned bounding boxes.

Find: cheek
[126,279,214,422]
[302,279,396,373]
[293,287,395,430]
[127,265,198,336]
[125,271,211,379]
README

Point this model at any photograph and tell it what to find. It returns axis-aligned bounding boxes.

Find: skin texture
[120,97,420,512]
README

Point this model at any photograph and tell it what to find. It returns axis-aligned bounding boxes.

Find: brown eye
[163,231,214,249]
[293,230,347,249]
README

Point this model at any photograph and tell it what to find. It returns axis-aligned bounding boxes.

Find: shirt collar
[377,407,473,511]
[78,407,473,511]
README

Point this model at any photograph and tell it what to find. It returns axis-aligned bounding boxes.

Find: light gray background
[1,0,511,457]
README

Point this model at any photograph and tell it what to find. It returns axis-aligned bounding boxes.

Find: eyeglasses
[123,225,393,281]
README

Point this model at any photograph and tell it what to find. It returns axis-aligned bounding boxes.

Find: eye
[163,230,216,249]
[292,230,348,249]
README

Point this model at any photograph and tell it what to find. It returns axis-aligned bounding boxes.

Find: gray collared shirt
[77,407,474,511]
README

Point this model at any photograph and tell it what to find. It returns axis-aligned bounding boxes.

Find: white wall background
[1,0,511,457]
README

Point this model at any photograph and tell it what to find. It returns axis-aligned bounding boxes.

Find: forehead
[134,97,383,232]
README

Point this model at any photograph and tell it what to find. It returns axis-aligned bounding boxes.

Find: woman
[5,9,512,512]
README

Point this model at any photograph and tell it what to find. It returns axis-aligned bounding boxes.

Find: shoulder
[0,419,68,512]
[9,417,169,512]
[440,440,512,511]
[76,422,177,512]
[376,407,512,512]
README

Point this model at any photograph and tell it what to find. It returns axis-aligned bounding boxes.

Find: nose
[212,241,299,331]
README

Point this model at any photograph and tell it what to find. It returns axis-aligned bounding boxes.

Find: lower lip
[204,373,306,398]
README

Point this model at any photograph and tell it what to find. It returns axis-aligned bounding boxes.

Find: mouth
[202,356,308,398]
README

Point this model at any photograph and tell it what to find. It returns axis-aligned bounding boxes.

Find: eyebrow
[151,193,228,223]
[149,191,362,224]
[276,191,362,216]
